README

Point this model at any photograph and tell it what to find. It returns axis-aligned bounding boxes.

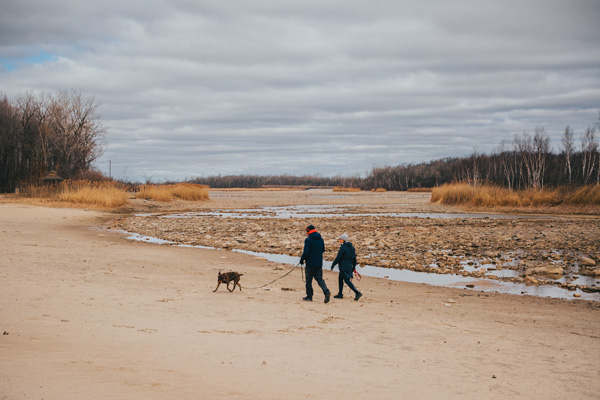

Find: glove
[330,267,334,271]
[300,259,305,265]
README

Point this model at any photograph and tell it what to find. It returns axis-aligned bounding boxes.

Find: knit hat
[338,233,349,242]
[306,224,316,232]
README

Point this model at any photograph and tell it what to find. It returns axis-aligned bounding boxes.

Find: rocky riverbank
[109,190,600,295]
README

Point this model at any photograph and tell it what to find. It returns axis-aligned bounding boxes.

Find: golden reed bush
[135,184,209,202]
[23,180,128,208]
[333,186,361,192]
[58,185,128,208]
[136,185,173,202]
[432,183,600,207]
[171,183,210,201]
[431,183,476,204]
[566,185,600,205]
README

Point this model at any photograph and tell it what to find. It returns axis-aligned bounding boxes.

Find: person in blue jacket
[330,233,362,301]
[300,225,331,303]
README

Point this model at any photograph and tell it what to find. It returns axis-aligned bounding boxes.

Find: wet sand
[1,198,599,399]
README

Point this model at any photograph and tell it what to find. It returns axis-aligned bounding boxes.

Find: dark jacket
[331,242,357,272]
[300,231,325,267]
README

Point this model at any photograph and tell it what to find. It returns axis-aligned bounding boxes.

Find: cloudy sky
[1,0,599,182]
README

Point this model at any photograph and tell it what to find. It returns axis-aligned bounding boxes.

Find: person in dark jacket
[330,233,362,301]
[300,225,331,303]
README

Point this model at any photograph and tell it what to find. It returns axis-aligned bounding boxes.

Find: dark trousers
[338,268,358,294]
[305,265,329,299]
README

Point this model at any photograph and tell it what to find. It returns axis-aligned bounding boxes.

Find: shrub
[136,185,173,202]
[135,183,210,202]
[566,185,600,205]
[431,183,585,207]
[171,183,210,201]
[22,180,128,208]
[58,185,128,208]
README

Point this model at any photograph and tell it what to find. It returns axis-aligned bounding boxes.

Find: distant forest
[1,87,598,193]
[0,90,105,192]
[193,117,600,191]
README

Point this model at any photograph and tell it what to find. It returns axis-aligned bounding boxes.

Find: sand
[1,199,599,399]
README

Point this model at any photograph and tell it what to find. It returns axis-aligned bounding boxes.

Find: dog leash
[247,262,303,290]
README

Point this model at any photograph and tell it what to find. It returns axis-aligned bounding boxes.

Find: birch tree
[580,127,598,185]
[561,125,574,184]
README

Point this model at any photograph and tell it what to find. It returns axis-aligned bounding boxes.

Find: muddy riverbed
[110,189,600,298]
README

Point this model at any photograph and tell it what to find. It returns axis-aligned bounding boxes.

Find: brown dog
[213,271,243,292]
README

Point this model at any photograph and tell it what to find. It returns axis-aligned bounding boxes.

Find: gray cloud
[1,0,599,182]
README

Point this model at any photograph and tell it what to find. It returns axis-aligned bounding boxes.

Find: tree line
[363,121,599,191]
[192,116,600,191]
[1,88,597,193]
[0,90,105,192]
[189,174,361,189]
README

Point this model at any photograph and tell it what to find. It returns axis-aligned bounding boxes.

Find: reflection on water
[121,231,599,301]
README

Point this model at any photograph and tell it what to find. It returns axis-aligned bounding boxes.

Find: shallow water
[156,204,554,220]
[459,259,599,287]
[121,231,599,301]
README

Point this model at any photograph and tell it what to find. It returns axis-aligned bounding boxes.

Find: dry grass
[136,185,174,202]
[171,183,210,201]
[59,185,128,208]
[431,183,600,208]
[333,186,361,192]
[565,185,600,205]
[431,183,476,204]
[22,180,128,208]
[372,188,387,192]
[136,184,209,202]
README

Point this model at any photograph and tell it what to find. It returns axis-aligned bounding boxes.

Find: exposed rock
[579,256,597,267]
[524,276,539,285]
[113,201,600,295]
[584,268,600,277]
[581,286,600,293]
[527,265,564,276]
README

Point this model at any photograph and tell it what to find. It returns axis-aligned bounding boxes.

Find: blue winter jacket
[331,241,357,272]
[300,231,325,267]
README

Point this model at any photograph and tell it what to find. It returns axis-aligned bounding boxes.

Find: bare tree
[597,112,600,185]
[47,90,106,178]
[497,141,515,189]
[514,128,550,189]
[561,125,574,184]
[580,127,598,185]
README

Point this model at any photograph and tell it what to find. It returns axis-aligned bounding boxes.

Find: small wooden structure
[41,170,64,185]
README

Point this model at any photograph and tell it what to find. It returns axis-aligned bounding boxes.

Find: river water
[122,231,599,301]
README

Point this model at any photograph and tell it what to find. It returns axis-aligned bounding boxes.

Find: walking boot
[324,291,331,304]
[302,296,312,301]
[354,292,362,301]
[334,293,343,299]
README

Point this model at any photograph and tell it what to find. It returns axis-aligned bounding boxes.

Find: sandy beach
[1,197,599,399]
